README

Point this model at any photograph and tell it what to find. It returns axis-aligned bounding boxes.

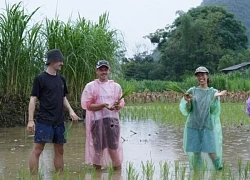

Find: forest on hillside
[201,0,250,40]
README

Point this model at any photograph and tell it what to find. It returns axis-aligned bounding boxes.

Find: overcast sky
[0,0,202,57]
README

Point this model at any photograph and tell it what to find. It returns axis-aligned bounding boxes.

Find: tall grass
[0,2,122,103]
[0,2,44,98]
[44,13,121,103]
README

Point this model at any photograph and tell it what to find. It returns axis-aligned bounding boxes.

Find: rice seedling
[64,121,73,139]
[107,165,114,180]
[244,161,250,179]
[166,82,187,95]
[127,162,139,180]
[174,160,180,178]
[90,166,96,180]
[17,169,30,180]
[159,161,170,180]
[53,170,71,180]
[5,159,250,180]
[141,160,155,180]
[180,166,186,180]
[238,157,243,177]
[120,102,250,128]
[118,85,135,102]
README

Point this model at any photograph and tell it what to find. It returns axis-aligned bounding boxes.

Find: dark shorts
[34,121,66,144]
[91,117,120,153]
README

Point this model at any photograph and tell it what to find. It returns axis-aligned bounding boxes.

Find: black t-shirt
[31,72,68,126]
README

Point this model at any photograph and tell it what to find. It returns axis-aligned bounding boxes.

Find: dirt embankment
[0,96,85,128]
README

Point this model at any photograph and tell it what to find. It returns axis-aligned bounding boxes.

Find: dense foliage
[201,0,250,41]
[145,6,249,80]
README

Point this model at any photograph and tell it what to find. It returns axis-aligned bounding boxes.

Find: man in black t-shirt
[27,49,79,174]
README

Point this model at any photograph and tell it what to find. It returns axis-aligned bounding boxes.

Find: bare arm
[89,103,109,111]
[64,97,79,121]
[27,96,37,133]
[28,96,37,121]
[63,97,74,112]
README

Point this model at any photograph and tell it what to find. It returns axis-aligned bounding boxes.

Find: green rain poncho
[179,87,223,170]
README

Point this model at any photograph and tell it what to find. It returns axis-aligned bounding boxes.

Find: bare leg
[109,149,121,170]
[29,143,45,174]
[208,153,217,160]
[192,152,202,170]
[53,143,64,172]
[209,153,222,170]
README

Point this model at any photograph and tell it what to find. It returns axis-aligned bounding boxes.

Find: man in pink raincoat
[81,60,124,170]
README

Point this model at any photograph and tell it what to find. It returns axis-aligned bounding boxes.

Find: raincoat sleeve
[81,83,95,111]
[210,89,220,116]
[117,84,125,110]
[179,88,193,116]
[246,97,250,116]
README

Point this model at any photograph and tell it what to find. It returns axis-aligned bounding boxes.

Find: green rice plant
[238,157,243,177]
[180,166,186,180]
[201,159,208,178]
[64,121,73,139]
[244,161,250,180]
[121,102,250,128]
[79,164,91,179]
[166,82,186,94]
[141,160,155,180]
[108,165,114,180]
[17,169,30,180]
[126,162,139,180]
[159,161,169,180]
[63,170,71,180]
[90,166,96,180]
[174,160,180,178]
[118,85,134,102]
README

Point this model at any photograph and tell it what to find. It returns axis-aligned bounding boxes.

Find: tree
[201,0,250,42]
[146,6,248,80]
[122,52,166,80]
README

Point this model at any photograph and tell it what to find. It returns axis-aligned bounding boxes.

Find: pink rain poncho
[81,79,124,167]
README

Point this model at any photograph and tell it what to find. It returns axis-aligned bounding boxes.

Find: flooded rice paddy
[1,104,250,179]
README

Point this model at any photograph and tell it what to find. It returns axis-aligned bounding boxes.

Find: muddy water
[0,120,250,179]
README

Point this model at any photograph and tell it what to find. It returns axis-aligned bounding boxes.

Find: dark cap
[96,60,110,69]
[46,49,64,65]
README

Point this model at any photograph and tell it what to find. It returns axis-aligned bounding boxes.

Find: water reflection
[0,120,250,179]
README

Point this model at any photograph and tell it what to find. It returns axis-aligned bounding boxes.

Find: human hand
[69,110,79,122]
[113,100,121,110]
[184,93,192,101]
[27,120,35,133]
[214,90,227,99]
